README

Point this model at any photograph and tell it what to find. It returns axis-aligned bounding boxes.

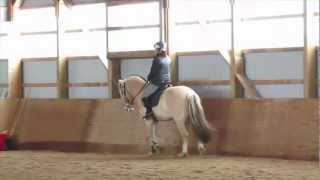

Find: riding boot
[143,106,154,120]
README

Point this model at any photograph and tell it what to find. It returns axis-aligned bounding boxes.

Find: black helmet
[154,41,166,50]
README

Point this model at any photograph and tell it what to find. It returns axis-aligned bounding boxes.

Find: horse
[118,75,213,157]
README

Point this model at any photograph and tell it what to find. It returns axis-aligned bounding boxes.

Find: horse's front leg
[144,120,159,156]
[151,121,160,154]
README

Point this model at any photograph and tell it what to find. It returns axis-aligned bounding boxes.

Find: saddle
[143,83,171,108]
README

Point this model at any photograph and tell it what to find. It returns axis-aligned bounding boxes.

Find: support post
[56,0,68,98]
[108,59,121,98]
[303,0,317,98]
[230,0,244,98]
[8,1,22,98]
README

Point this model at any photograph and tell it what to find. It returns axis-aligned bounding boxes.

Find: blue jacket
[147,55,171,86]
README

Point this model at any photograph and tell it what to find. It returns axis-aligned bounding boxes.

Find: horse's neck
[128,77,146,114]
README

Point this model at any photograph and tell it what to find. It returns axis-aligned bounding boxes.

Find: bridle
[120,80,149,112]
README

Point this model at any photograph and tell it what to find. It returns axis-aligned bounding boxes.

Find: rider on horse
[142,41,172,120]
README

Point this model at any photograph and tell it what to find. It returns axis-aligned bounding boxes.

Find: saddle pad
[149,85,169,107]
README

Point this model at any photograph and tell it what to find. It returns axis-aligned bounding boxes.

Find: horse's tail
[186,93,211,144]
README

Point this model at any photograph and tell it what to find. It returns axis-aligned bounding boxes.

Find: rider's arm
[147,58,159,81]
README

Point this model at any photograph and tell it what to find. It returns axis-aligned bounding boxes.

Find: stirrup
[143,112,154,120]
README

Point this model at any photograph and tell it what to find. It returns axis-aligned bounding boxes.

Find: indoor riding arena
[0,0,319,180]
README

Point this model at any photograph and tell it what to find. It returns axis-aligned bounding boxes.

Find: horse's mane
[127,74,147,82]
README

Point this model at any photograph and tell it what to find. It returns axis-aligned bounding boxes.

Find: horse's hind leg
[175,118,189,157]
[198,141,206,155]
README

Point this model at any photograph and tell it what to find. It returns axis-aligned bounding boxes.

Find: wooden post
[303,0,317,98]
[159,0,164,42]
[6,0,13,21]
[108,59,121,98]
[230,0,244,98]
[8,1,22,98]
[165,0,178,85]
[8,60,23,99]
[56,0,68,98]
[13,0,25,8]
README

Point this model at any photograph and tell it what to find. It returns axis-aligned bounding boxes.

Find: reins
[123,80,149,106]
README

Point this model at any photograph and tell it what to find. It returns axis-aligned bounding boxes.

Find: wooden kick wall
[0,99,317,161]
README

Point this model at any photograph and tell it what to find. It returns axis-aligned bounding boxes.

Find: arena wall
[0,99,318,160]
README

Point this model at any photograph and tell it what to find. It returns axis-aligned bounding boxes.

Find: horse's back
[164,85,196,98]
[154,86,196,116]
[152,86,192,120]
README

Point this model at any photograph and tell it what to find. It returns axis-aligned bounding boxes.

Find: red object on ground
[0,133,7,151]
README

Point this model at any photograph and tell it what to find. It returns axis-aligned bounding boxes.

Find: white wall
[0,35,9,59]
[0,7,7,22]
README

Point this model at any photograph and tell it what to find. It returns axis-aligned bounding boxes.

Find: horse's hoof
[198,148,207,156]
[147,152,155,157]
[151,143,161,155]
[177,153,188,158]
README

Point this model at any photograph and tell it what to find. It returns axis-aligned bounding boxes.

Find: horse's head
[118,76,147,112]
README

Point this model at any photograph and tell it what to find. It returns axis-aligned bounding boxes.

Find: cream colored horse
[118,75,212,157]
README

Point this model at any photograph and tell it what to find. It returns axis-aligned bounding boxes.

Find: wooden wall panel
[0,99,317,160]
[203,99,318,160]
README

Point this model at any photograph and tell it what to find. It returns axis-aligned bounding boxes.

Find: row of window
[0,0,319,59]
[0,48,319,99]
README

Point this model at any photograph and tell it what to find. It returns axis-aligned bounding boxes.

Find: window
[0,31,9,59]
[22,59,58,98]
[171,0,231,52]
[239,0,304,48]
[107,1,161,52]
[0,59,8,98]
[60,3,106,56]
[0,0,8,22]
[68,57,108,99]
[15,7,57,58]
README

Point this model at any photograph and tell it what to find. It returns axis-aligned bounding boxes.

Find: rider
[142,41,172,119]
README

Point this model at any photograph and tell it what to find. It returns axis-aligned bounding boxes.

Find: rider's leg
[142,83,159,119]
[142,97,153,119]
